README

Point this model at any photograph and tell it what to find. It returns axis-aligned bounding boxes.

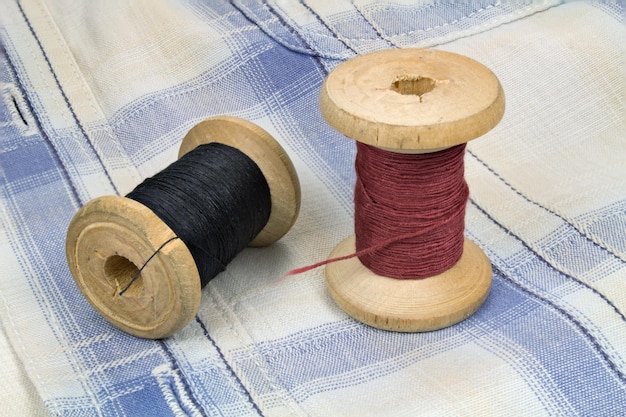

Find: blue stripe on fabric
[195,317,264,417]
[470,199,625,323]
[229,272,626,413]
[0,138,58,186]
[470,200,626,383]
[230,282,536,393]
[15,1,119,195]
[474,270,626,417]
[468,149,625,263]
[492,266,626,415]
[113,373,198,417]
[2,45,82,206]
[158,339,209,417]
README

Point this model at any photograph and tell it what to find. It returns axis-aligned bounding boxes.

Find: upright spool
[320,48,505,332]
[66,116,300,338]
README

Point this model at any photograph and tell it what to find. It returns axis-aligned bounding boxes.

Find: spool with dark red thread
[320,48,505,332]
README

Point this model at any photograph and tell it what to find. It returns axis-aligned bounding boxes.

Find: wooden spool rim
[179,116,301,247]
[325,236,492,332]
[321,48,502,331]
[320,48,505,151]
[65,195,201,339]
[66,116,301,338]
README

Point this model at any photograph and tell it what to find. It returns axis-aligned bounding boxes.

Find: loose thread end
[118,236,180,296]
[281,261,329,279]
[278,251,364,283]
[281,220,464,283]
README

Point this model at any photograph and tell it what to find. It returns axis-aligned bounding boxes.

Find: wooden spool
[66,116,300,339]
[320,48,505,332]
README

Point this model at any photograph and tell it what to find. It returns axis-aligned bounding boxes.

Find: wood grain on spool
[321,48,505,332]
[66,116,300,338]
[66,196,200,339]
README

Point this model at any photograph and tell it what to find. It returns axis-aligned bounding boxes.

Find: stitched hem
[233,0,564,57]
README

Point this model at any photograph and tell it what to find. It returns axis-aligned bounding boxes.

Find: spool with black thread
[66,117,301,339]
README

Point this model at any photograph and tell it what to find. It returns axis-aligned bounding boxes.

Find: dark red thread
[354,142,468,279]
[284,143,469,279]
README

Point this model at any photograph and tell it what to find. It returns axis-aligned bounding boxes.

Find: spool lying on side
[320,48,505,332]
[66,116,300,339]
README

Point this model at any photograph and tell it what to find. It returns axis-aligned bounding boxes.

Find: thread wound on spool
[354,142,468,279]
[285,143,469,278]
[126,142,272,288]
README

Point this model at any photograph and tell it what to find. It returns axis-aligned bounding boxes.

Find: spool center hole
[391,75,436,98]
[104,255,142,297]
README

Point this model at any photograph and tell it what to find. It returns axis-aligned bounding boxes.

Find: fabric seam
[237,0,563,56]
[201,282,308,416]
[469,200,626,380]
[467,149,626,263]
[194,316,264,417]
[24,0,142,193]
[14,1,118,197]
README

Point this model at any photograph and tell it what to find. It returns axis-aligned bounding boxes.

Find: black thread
[118,236,180,296]
[11,95,28,126]
[125,142,272,291]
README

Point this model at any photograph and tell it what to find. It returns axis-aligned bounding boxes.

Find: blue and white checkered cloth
[1,1,624,415]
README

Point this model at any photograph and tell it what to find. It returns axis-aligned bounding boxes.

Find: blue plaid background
[1,1,624,415]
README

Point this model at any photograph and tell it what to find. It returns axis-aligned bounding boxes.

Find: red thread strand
[284,143,469,279]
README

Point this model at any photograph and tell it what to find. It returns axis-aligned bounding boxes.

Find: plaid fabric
[1,1,624,415]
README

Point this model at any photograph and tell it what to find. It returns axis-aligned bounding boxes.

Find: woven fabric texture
[0,1,624,416]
